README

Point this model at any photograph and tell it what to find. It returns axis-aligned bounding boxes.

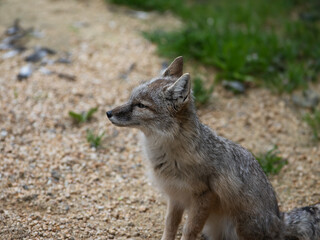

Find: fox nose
[106,111,113,118]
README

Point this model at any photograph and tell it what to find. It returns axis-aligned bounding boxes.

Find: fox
[107,56,320,240]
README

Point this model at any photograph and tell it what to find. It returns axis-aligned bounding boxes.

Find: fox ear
[162,56,183,78]
[165,73,191,104]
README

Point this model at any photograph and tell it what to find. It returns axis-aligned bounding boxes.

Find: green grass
[304,109,320,140]
[86,129,105,148]
[193,76,214,106]
[110,0,320,93]
[255,146,287,175]
[69,107,98,124]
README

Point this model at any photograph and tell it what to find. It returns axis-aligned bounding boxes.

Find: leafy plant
[255,146,287,175]
[110,0,320,93]
[193,76,214,106]
[304,109,320,140]
[69,107,98,124]
[86,129,105,148]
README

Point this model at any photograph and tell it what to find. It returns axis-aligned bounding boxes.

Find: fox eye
[137,103,146,108]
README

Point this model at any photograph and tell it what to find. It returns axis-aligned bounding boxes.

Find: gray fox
[107,56,320,240]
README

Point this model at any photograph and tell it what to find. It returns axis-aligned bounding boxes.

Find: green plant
[110,0,320,93]
[255,146,287,175]
[13,88,18,98]
[69,107,98,124]
[193,76,214,106]
[304,109,320,140]
[86,129,105,148]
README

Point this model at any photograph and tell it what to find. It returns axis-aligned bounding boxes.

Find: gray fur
[283,203,320,240]
[107,56,320,240]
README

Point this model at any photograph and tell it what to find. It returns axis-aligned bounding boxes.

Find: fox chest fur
[141,133,211,207]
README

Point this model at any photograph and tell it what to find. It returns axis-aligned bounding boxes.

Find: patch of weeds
[69,107,98,124]
[266,62,310,93]
[86,129,105,148]
[193,76,214,106]
[13,88,18,98]
[304,109,320,140]
[111,0,320,93]
[68,25,80,33]
[255,146,287,175]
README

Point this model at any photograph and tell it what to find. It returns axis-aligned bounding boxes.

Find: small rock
[297,165,304,171]
[17,64,33,80]
[39,67,53,75]
[138,206,148,212]
[222,80,246,94]
[25,47,56,62]
[96,205,104,211]
[1,129,8,137]
[292,89,320,108]
[56,57,71,64]
[129,10,149,20]
[2,49,20,59]
[57,73,76,81]
[6,19,22,36]
[51,169,61,182]
[55,52,72,64]
[64,204,70,212]
[21,194,38,202]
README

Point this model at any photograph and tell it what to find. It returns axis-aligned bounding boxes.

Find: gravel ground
[0,0,319,239]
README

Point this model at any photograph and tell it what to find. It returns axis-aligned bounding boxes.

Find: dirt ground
[0,0,319,239]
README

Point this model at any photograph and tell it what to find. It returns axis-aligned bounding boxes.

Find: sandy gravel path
[0,0,319,239]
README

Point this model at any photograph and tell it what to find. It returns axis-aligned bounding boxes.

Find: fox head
[107,56,196,136]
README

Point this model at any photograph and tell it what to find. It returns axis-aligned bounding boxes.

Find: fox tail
[283,202,320,240]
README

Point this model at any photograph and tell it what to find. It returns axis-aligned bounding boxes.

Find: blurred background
[0,0,319,239]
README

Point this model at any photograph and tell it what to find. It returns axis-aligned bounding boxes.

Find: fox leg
[181,192,212,240]
[235,213,284,240]
[202,214,238,240]
[161,199,184,240]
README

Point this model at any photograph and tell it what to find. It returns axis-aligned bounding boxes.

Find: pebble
[292,89,320,108]
[96,205,104,210]
[1,129,8,137]
[17,64,33,80]
[222,80,246,94]
[2,49,20,59]
[139,206,149,212]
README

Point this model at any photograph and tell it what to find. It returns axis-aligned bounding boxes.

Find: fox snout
[106,103,137,127]
[106,111,112,118]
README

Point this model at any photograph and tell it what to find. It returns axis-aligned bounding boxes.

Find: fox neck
[140,101,203,171]
[143,101,201,143]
